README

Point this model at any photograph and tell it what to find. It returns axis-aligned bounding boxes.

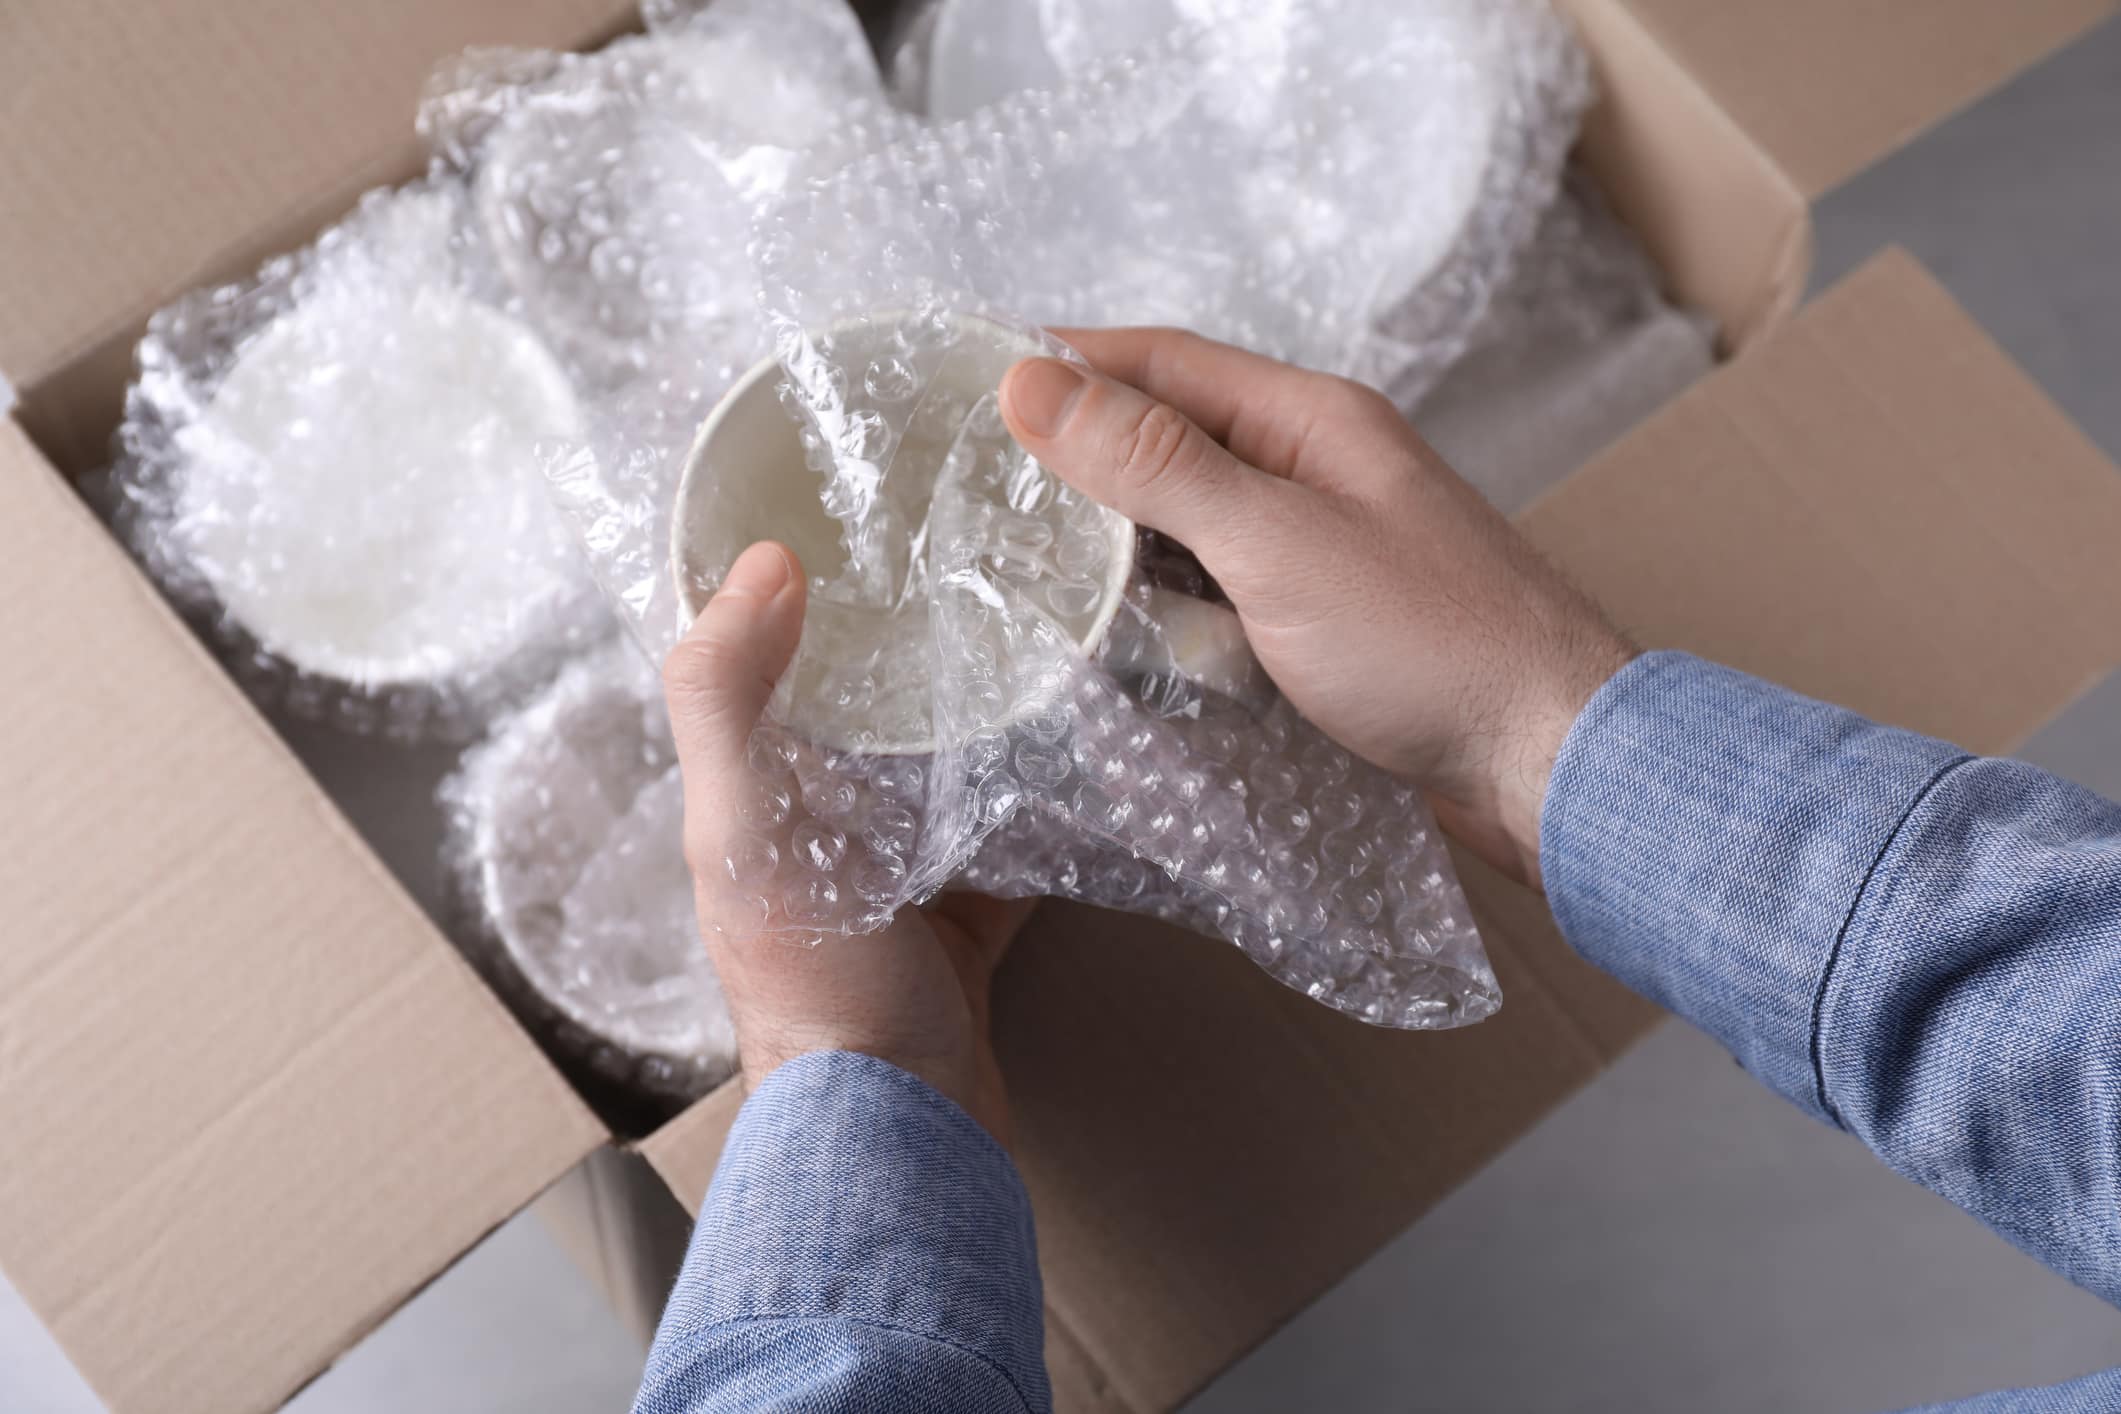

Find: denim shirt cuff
[655,1050,1048,1407]
[1540,651,1968,1122]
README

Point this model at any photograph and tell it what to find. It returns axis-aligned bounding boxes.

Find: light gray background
[4,15,2118,1413]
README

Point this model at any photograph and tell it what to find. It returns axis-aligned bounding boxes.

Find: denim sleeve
[1901,1367,2121,1412]
[1543,650,2121,1308]
[632,1050,1050,1414]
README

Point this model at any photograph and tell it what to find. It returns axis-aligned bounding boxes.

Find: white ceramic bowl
[182,276,592,700]
[671,312,1136,756]
[445,642,737,1102]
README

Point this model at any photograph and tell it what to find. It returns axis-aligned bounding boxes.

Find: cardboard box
[3,2,2118,1411]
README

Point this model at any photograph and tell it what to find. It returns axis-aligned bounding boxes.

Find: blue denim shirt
[636,652,2121,1412]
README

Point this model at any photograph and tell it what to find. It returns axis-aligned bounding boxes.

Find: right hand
[999,328,1635,889]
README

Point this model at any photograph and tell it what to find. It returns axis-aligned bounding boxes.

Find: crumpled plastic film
[874,0,1590,404]
[440,640,737,1108]
[106,180,604,741]
[423,0,900,387]
[883,0,1063,119]
[1452,168,1678,360]
[420,0,912,644]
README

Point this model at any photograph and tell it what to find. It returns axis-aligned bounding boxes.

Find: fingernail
[719,542,794,601]
[1005,358,1089,438]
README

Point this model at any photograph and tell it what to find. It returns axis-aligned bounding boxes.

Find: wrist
[1496,632,1638,891]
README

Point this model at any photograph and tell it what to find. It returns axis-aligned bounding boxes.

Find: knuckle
[1141,328,1210,392]
[1320,374,1397,424]
[662,634,737,694]
[673,692,754,755]
[663,636,767,739]
[1115,400,1197,496]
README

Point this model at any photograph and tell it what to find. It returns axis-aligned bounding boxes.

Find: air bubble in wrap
[441,641,736,1106]
[107,181,603,740]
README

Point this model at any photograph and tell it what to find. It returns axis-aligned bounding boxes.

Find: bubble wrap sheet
[882,0,1590,406]
[441,641,736,1106]
[423,0,902,389]
[481,0,1595,1028]
[107,181,606,742]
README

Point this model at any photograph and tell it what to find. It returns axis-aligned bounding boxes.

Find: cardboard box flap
[643,249,2121,1414]
[1615,0,2116,199]
[638,1080,747,1204]
[1525,246,2121,745]
[1562,0,1809,352]
[0,425,608,1414]
[0,0,638,471]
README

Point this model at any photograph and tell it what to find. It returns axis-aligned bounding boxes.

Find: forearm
[633,1050,1050,1414]
[1543,652,2121,1302]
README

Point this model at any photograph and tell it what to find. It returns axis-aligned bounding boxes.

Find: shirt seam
[655,1311,1040,1412]
[1807,753,1974,1125]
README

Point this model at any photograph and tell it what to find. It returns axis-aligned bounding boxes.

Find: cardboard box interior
[0,1,2116,1411]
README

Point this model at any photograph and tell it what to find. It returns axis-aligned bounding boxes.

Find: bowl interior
[671,314,1135,755]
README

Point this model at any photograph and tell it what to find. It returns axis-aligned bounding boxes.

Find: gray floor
[5,15,2120,1414]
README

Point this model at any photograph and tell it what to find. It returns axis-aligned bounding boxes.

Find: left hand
[663,540,1028,1142]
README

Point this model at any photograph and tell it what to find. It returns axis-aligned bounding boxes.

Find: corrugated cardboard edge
[1524,246,2121,752]
[0,0,642,473]
[0,422,610,1414]
[1615,0,2118,198]
[637,1080,748,1211]
[534,1148,694,1350]
[1566,0,1810,351]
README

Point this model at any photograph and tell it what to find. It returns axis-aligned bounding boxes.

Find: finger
[924,893,1039,963]
[1051,326,1387,477]
[1000,355,1297,575]
[663,542,807,861]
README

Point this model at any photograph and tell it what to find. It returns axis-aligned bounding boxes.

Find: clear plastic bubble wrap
[878,0,1590,405]
[105,180,605,741]
[421,0,904,390]
[510,7,1569,1027]
[440,641,736,1112]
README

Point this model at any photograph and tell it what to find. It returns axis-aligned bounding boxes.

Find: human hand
[1000,329,1635,889]
[663,542,1029,1140]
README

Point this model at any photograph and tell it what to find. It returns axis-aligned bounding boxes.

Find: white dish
[446,642,736,1100]
[671,313,1137,756]
[182,276,590,696]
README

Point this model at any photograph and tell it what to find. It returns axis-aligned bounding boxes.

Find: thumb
[1000,356,1293,577]
[663,541,807,832]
